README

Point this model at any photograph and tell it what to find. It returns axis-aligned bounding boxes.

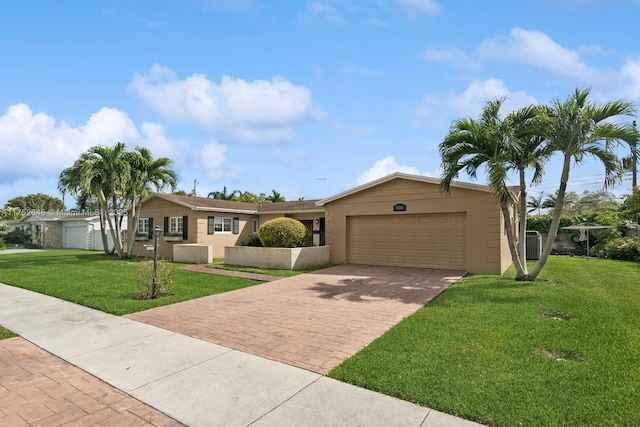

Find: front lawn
[329,257,640,426]
[0,250,263,315]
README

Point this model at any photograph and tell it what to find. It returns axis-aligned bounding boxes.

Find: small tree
[258,218,307,248]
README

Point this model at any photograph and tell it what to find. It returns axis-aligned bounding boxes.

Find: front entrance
[299,220,314,247]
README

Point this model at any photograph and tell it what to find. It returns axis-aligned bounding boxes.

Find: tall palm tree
[440,97,530,278]
[124,147,177,258]
[59,152,113,255]
[84,143,130,258]
[528,87,637,278]
[503,106,550,271]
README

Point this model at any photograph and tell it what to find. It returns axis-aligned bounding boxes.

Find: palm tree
[265,189,285,203]
[124,147,177,258]
[208,186,240,200]
[83,143,130,258]
[527,193,544,215]
[528,87,637,279]
[503,107,551,272]
[59,152,113,255]
[440,97,530,278]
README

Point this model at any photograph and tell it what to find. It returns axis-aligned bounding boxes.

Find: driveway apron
[126,265,464,374]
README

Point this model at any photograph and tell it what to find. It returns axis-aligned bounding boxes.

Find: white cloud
[297,2,345,25]
[396,0,442,16]
[128,64,322,143]
[414,78,537,127]
[0,103,186,187]
[197,140,241,180]
[421,46,478,71]
[355,156,421,185]
[477,27,609,84]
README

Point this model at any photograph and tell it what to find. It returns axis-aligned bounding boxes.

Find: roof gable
[316,172,492,206]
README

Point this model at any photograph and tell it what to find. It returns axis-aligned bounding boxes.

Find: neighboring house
[7,212,126,250]
[133,173,512,274]
[129,194,324,260]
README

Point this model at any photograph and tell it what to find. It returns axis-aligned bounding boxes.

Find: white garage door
[64,226,88,249]
[348,213,466,270]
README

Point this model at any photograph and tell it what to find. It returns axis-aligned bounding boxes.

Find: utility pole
[192,179,198,196]
[633,120,638,190]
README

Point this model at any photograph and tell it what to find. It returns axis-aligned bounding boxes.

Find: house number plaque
[393,203,407,212]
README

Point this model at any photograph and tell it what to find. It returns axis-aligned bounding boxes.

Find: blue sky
[2,0,639,207]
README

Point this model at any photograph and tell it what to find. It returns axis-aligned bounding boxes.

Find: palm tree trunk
[125,195,142,259]
[98,201,110,255]
[518,170,528,275]
[529,156,571,279]
[500,202,526,279]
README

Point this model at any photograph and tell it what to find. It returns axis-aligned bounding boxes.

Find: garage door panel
[349,213,466,270]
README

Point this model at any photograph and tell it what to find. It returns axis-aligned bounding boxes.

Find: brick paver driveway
[126,265,464,374]
[0,337,183,427]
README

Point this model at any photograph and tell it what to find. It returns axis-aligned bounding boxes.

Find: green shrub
[258,217,308,248]
[0,238,6,251]
[243,235,263,247]
[3,229,31,245]
[602,237,640,261]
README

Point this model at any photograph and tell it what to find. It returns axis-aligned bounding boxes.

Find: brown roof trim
[146,193,259,214]
[316,172,492,206]
[257,200,323,214]
[144,194,325,214]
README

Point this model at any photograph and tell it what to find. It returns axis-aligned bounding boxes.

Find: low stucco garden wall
[173,244,213,264]
[225,246,330,270]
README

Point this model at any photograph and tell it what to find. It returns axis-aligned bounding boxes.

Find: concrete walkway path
[0,282,481,427]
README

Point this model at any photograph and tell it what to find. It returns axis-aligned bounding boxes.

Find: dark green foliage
[5,193,65,211]
[243,235,263,247]
[258,217,308,248]
[3,229,32,245]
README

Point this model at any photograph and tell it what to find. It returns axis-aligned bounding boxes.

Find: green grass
[329,257,640,426]
[0,325,17,340]
[0,250,263,315]
[208,262,332,277]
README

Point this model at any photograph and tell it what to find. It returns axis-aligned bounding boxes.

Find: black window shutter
[148,217,154,239]
[208,216,214,234]
[163,217,168,235]
[182,215,188,240]
[233,217,239,234]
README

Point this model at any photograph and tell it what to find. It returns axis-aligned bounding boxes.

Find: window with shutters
[169,216,183,233]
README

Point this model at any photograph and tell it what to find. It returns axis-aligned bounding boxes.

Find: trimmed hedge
[258,217,308,248]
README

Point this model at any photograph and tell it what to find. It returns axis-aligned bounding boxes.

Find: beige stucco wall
[174,244,213,264]
[130,197,257,260]
[324,178,511,275]
[225,246,330,270]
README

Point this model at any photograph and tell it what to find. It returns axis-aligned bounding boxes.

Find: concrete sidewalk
[0,283,482,427]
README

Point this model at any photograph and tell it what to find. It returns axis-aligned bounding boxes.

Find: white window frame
[214,217,232,233]
[169,216,183,233]
[252,219,258,234]
[137,218,149,234]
